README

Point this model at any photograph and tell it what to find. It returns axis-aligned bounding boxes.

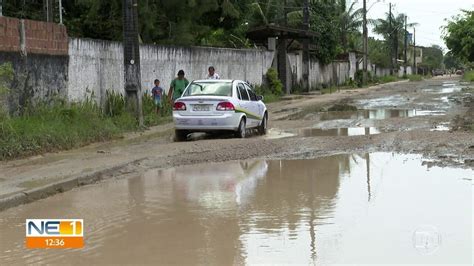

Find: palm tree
[337,0,363,52]
[371,12,418,71]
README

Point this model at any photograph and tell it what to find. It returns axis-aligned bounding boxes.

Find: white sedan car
[172,79,268,141]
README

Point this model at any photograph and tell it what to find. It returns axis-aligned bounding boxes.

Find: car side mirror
[256,95,264,101]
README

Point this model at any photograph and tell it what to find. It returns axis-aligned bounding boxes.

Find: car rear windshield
[183,82,232,97]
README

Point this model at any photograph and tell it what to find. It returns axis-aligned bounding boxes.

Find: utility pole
[403,15,407,76]
[302,0,310,92]
[413,27,416,75]
[44,0,54,22]
[362,0,368,85]
[58,0,63,24]
[122,0,144,127]
[388,2,393,75]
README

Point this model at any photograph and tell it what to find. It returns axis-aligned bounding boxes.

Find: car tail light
[216,102,235,111]
[173,102,186,111]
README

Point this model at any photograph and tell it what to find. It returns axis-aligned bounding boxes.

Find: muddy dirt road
[0,76,472,207]
[0,76,473,264]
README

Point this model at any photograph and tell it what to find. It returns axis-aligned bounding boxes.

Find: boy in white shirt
[205,66,220,79]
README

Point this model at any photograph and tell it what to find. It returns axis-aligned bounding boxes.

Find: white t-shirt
[206,73,220,79]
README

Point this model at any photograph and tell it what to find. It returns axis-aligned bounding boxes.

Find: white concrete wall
[288,53,352,89]
[68,38,274,103]
[398,66,413,76]
[348,52,357,80]
[373,67,391,77]
[68,38,124,102]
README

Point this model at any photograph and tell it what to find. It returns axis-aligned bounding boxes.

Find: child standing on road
[151,79,163,114]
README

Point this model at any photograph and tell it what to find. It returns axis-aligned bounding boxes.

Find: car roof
[192,79,241,83]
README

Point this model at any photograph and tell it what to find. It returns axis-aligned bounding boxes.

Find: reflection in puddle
[299,127,383,137]
[319,108,445,121]
[423,82,463,94]
[431,122,450,131]
[357,95,409,108]
[0,153,471,264]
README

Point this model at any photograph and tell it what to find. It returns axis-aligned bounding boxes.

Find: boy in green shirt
[169,70,189,102]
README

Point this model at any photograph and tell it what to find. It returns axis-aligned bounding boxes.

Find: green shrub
[253,84,281,103]
[408,74,423,81]
[354,70,373,87]
[380,75,398,83]
[104,90,126,117]
[142,92,172,126]
[463,70,474,82]
[344,78,356,88]
[265,67,283,95]
[0,99,120,160]
[0,90,174,160]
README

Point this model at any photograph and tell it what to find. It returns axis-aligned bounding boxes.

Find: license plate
[193,104,210,111]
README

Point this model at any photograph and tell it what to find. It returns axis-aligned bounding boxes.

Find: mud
[0,152,471,264]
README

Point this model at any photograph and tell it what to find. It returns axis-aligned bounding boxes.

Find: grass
[463,70,474,82]
[260,93,281,103]
[0,92,172,160]
[407,74,423,81]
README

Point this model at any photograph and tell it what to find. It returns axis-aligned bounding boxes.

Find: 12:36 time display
[44,238,65,247]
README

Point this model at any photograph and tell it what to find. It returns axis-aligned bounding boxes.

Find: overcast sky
[351,0,474,52]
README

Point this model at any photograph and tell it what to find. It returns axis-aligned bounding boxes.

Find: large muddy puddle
[0,153,471,264]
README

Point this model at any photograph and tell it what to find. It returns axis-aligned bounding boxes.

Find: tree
[368,37,390,68]
[309,0,342,64]
[443,10,474,63]
[337,0,363,52]
[2,0,43,20]
[371,11,417,69]
[419,45,443,72]
[443,52,462,70]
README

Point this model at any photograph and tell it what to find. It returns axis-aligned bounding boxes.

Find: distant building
[407,45,423,66]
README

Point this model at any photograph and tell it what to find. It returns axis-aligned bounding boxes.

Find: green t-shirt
[171,78,189,100]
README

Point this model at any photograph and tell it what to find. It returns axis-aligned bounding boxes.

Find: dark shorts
[154,98,162,107]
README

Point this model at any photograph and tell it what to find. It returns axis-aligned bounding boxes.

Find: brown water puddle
[0,153,471,264]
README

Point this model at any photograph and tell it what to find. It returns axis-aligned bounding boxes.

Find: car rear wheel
[258,113,268,135]
[235,118,246,138]
[174,130,189,142]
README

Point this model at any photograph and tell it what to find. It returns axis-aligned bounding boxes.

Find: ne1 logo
[26,219,84,249]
